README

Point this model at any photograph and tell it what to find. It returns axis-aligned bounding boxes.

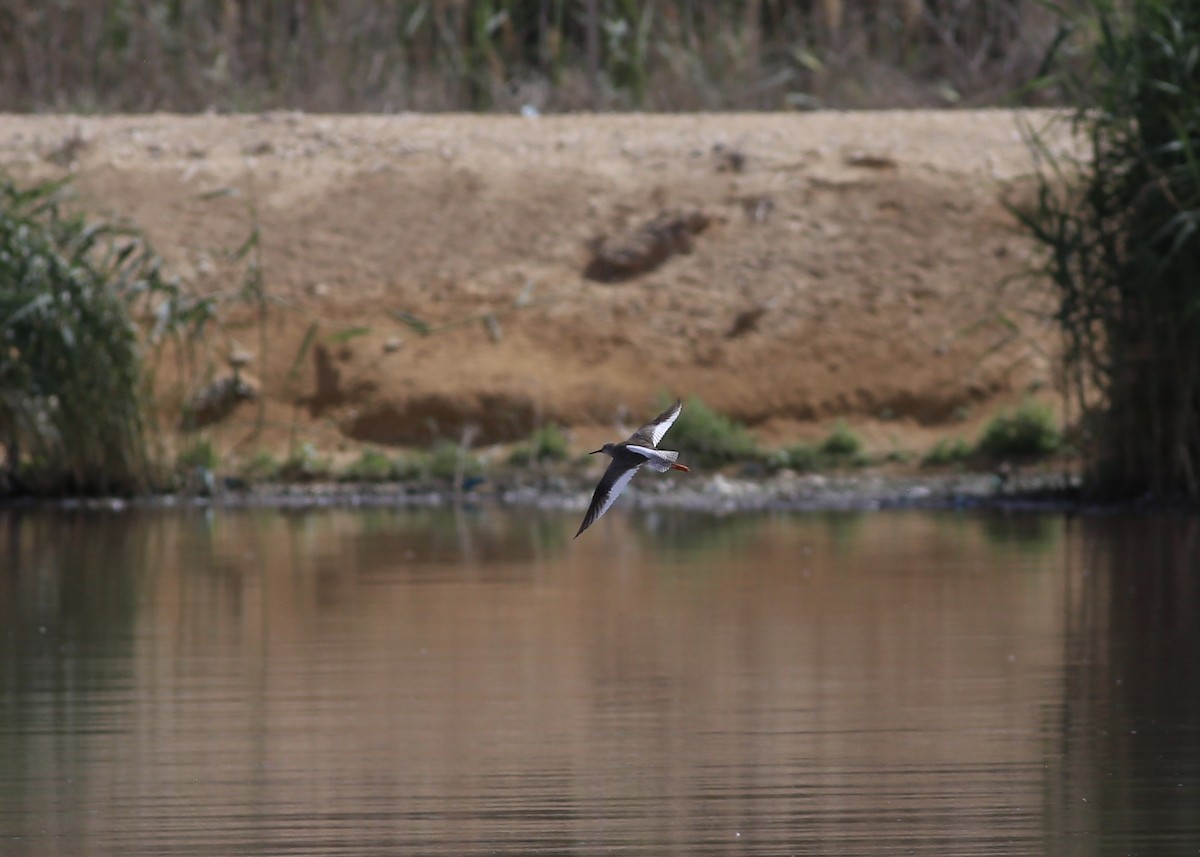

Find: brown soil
[0,110,1068,461]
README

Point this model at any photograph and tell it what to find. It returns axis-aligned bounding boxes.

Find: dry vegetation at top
[0,0,1075,113]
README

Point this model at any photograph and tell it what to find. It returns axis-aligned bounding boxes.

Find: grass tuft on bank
[665,396,762,468]
[977,400,1062,460]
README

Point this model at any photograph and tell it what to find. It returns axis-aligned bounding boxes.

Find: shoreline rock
[2,470,1088,515]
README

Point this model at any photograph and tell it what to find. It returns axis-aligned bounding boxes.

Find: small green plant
[428,440,484,482]
[508,424,569,467]
[341,448,398,482]
[176,439,219,471]
[278,442,331,481]
[390,454,426,482]
[976,401,1062,460]
[820,420,863,457]
[849,451,873,468]
[777,443,822,473]
[923,437,973,467]
[242,449,280,482]
[666,396,760,467]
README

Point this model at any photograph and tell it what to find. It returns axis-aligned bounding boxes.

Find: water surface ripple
[1,507,1197,855]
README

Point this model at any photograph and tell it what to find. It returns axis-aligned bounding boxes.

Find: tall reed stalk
[1015,0,1200,500]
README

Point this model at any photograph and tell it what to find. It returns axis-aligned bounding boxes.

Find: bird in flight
[575,399,690,539]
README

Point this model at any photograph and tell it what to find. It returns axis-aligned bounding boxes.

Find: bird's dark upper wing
[627,399,683,448]
[575,457,643,538]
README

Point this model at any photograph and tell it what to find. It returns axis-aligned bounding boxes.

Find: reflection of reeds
[0,1,1073,111]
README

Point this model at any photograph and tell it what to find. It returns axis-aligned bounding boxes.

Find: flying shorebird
[575,399,690,539]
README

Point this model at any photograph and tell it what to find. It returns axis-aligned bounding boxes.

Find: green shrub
[848,451,873,468]
[976,401,1062,460]
[278,442,331,481]
[778,443,822,473]
[177,439,218,471]
[390,454,426,481]
[242,449,280,482]
[508,424,569,467]
[820,420,863,457]
[923,437,973,467]
[341,448,398,482]
[427,440,484,482]
[667,396,760,467]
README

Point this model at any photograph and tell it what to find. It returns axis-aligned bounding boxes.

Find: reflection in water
[1049,516,1200,855]
[0,506,1197,855]
[979,511,1062,555]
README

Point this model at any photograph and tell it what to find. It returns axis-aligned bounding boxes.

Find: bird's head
[589,443,615,457]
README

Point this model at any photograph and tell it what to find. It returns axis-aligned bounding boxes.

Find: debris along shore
[24,469,1080,515]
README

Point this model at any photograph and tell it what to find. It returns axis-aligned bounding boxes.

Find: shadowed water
[1,506,1197,856]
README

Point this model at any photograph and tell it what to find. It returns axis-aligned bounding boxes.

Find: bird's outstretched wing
[575,458,643,538]
[627,399,682,449]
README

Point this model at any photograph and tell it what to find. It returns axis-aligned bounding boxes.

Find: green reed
[0,1,1073,112]
[0,174,206,495]
[1015,0,1200,499]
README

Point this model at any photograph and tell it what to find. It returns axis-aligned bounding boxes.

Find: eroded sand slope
[0,111,1065,454]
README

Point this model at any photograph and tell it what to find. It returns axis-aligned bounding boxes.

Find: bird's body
[575,399,690,539]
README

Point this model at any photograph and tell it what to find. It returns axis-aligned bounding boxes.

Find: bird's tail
[640,448,686,473]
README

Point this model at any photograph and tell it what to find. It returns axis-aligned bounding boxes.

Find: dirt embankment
[0,110,1066,459]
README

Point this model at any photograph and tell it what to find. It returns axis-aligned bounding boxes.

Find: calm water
[1,505,1197,856]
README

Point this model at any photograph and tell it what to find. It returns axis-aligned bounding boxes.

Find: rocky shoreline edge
[3,469,1089,515]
